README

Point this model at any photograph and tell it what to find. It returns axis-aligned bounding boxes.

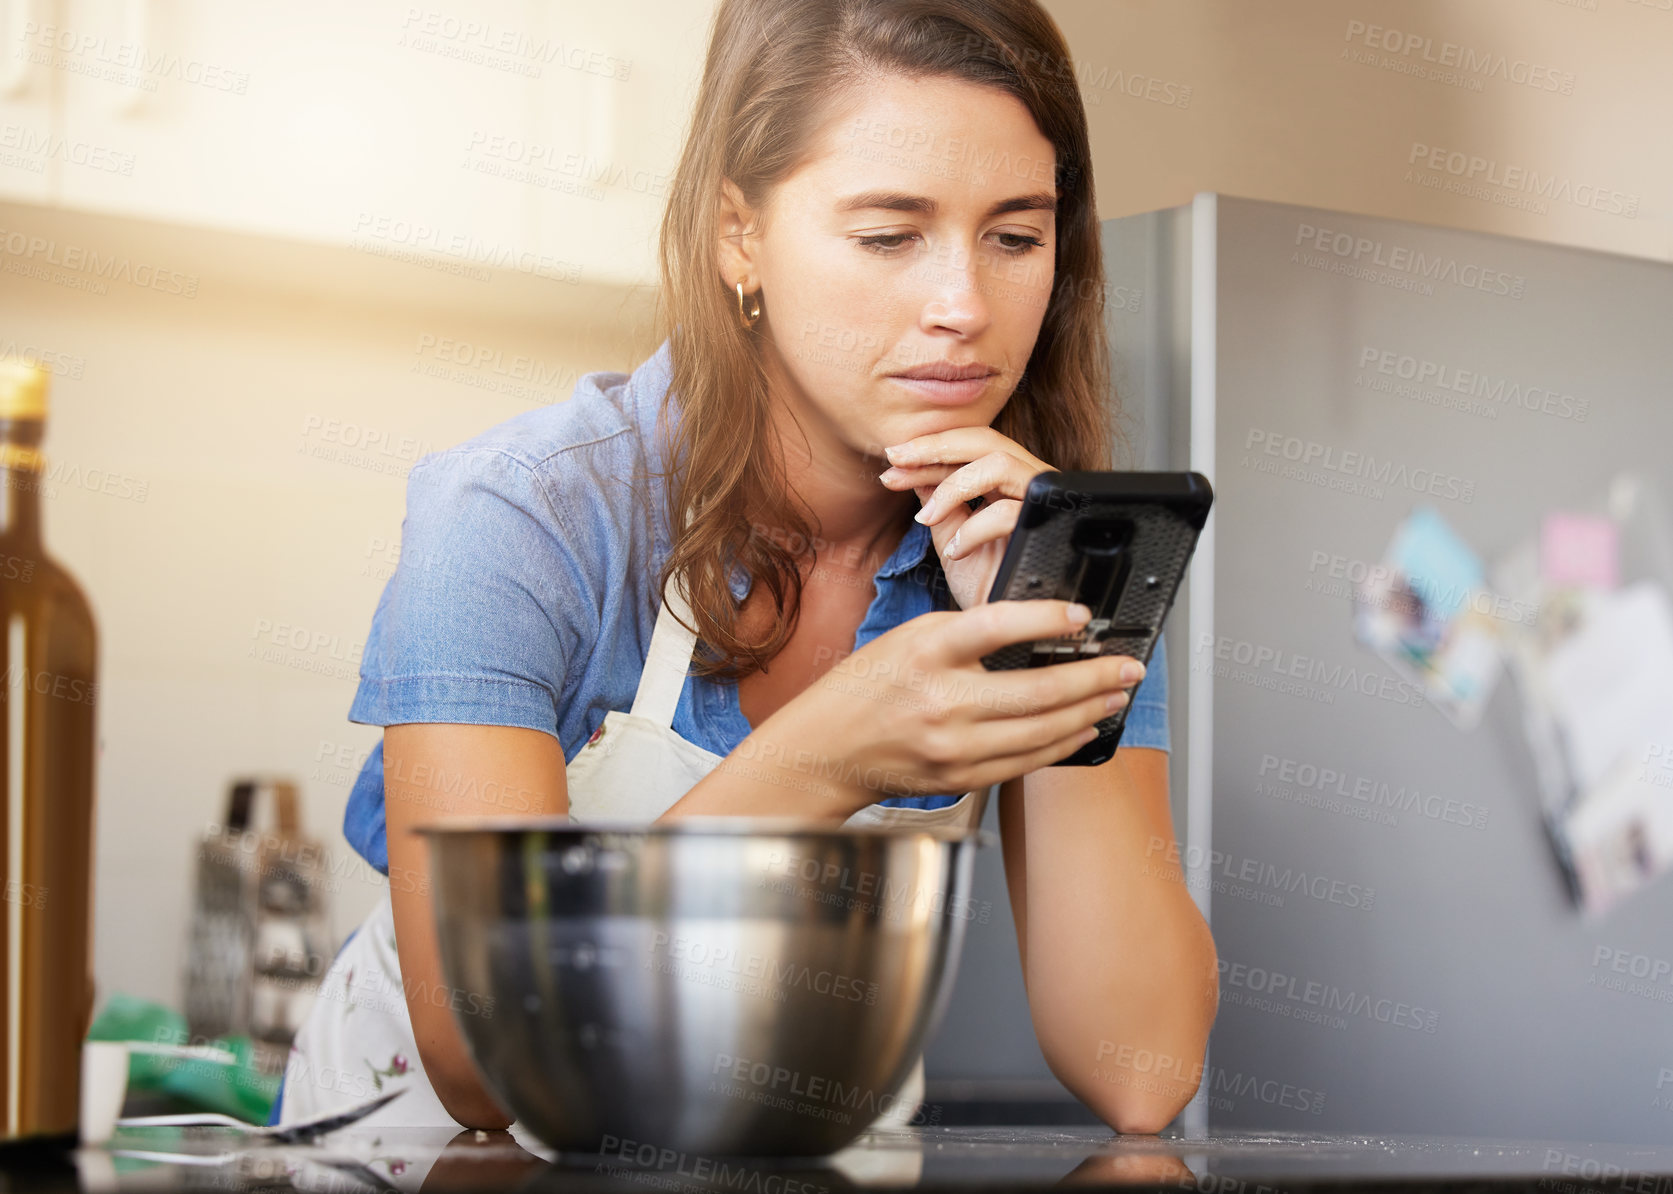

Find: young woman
[275,0,1218,1139]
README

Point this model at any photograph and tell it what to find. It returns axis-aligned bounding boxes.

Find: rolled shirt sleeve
[349,447,590,735]
[1118,630,1170,753]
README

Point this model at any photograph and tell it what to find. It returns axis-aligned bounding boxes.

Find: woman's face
[721,72,1058,469]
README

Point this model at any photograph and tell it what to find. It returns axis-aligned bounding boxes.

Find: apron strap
[629,572,701,728]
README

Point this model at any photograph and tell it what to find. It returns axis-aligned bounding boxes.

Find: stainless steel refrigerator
[925,194,1673,1144]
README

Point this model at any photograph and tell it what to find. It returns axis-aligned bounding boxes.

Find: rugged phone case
[979,470,1213,766]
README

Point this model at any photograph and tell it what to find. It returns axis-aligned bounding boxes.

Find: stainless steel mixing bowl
[419,816,987,1157]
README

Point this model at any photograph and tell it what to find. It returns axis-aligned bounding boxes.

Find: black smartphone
[979,470,1213,766]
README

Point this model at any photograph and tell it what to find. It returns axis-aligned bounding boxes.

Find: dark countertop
[15,1123,1672,1193]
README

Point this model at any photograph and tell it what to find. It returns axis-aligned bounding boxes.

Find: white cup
[78,1042,130,1146]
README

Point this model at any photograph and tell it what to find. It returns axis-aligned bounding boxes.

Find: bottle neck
[0,419,44,546]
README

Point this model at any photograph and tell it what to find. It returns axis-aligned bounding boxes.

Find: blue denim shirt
[341,338,1170,874]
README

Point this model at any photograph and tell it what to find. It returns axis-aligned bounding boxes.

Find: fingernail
[886,444,918,464]
[947,531,961,558]
[879,468,899,483]
[1067,603,1092,623]
[1121,661,1146,683]
[914,505,932,524]
[1105,691,1130,713]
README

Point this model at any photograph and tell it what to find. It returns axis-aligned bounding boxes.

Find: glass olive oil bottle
[0,360,98,1142]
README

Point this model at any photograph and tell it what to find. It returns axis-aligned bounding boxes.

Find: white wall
[1052,0,1670,263]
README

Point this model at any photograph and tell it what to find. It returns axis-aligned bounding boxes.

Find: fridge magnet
[1352,505,1504,730]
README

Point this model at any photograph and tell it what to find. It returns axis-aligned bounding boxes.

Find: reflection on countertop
[48,1122,1673,1193]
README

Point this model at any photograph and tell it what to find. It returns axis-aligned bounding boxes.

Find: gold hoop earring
[736,280,762,329]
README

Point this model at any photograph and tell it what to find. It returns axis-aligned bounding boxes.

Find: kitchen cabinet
[522,3,714,289]
[0,0,712,289]
[0,12,56,206]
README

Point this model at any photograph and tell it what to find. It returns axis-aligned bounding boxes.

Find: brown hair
[651,0,1115,681]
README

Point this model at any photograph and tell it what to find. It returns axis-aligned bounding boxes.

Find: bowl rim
[414,814,995,846]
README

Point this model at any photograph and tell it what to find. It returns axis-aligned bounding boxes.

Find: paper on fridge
[1542,581,1673,793]
[1537,580,1673,916]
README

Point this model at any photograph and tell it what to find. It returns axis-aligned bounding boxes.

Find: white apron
[279,574,987,1145]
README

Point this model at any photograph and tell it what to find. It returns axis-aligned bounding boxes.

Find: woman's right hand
[766,598,1146,811]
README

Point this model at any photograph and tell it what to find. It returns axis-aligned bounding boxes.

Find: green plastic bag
[86,992,279,1124]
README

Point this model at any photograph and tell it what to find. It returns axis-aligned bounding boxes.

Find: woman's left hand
[877,427,1054,611]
